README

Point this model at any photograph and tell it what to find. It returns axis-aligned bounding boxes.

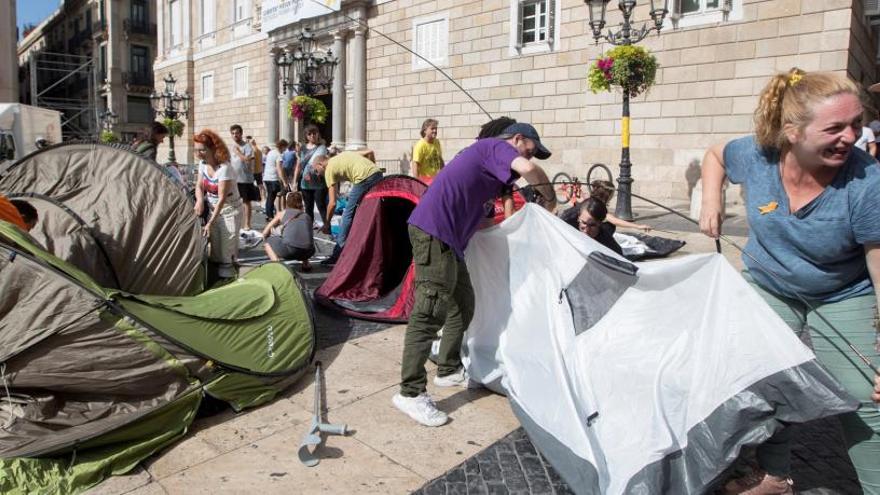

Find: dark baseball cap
[502,123,551,160]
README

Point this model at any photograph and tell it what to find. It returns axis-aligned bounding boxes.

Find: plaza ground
[85,201,860,495]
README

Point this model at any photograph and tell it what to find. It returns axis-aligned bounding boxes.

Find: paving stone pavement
[415,413,861,494]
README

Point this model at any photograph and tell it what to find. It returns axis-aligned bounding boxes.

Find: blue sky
[16,0,61,39]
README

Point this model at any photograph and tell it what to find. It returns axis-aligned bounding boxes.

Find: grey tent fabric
[0,142,205,296]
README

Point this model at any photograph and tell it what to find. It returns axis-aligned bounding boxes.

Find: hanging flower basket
[288,95,328,124]
[587,45,658,98]
[161,117,185,137]
[99,130,120,144]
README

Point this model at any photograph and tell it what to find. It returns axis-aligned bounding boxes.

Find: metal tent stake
[298,361,348,467]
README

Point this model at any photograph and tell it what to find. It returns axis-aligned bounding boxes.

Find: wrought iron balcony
[123,20,157,37]
[70,27,93,47]
[123,71,154,91]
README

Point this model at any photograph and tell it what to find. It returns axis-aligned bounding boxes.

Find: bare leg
[242,202,252,231]
[264,242,280,261]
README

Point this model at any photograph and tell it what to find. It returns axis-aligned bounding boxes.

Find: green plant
[99,130,120,144]
[587,45,658,98]
[288,96,328,124]
[161,117,185,137]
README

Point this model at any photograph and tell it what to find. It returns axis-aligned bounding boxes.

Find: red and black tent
[315,175,428,322]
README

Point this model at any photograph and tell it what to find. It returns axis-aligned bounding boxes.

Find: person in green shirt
[312,150,383,264]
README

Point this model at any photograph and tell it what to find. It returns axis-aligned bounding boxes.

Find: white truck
[0,103,63,165]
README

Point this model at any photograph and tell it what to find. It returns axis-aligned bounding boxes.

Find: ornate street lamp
[99,109,118,132]
[585,0,669,220]
[274,27,338,97]
[149,73,191,164]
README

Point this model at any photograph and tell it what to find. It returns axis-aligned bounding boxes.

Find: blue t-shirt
[282,150,297,173]
[408,138,519,259]
[724,135,880,302]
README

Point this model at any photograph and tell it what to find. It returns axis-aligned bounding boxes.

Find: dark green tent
[0,222,315,493]
[0,143,315,493]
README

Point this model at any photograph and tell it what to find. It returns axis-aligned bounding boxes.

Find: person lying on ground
[262,191,315,272]
[589,180,652,231]
[577,197,623,255]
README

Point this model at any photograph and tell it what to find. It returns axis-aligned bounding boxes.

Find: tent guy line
[306,0,493,120]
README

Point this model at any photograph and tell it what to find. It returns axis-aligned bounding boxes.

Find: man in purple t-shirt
[393,122,557,427]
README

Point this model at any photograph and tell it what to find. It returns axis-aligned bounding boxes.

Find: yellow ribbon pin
[758,201,778,215]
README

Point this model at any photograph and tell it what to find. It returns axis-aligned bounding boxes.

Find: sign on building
[261,0,341,33]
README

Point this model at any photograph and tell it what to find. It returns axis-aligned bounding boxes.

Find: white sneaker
[392,393,448,427]
[433,367,469,388]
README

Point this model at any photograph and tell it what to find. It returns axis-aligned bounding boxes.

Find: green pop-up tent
[0,222,315,494]
[0,143,316,494]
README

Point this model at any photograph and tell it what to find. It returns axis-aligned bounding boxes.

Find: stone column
[106,0,123,117]
[278,44,295,145]
[155,0,165,60]
[331,30,347,149]
[267,48,279,146]
[0,0,19,102]
[347,26,367,150]
[279,90,291,145]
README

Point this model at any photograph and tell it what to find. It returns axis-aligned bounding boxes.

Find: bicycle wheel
[552,172,572,204]
[586,163,614,186]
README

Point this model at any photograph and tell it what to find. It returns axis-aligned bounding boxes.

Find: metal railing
[124,20,157,36]
[123,71,154,88]
[70,27,93,47]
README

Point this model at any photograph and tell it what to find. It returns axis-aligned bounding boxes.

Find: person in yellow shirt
[313,149,384,264]
[410,118,444,183]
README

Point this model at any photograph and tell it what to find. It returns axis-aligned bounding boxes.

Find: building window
[411,13,449,71]
[233,0,249,22]
[509,0,559,55]
[130,46,150,84]
[100,44,107,82]
[131,0,147,26]
[201,73,214,102]
[169,0,182,47]
[233,65,248,98]
[201,0,215,34]
[127,96,152,123]
[670,0,740,28]
[520,0,549,45]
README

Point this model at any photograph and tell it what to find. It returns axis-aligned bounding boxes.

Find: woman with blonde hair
[701,69,880,494]
[193,129,241,281]
[262,190,315,271]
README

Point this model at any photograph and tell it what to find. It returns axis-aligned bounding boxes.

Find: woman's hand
[202,221,212,238]
[699,144,727,239]
[699,206,723,239]
[636,223,652,232]
[194,202,203,217]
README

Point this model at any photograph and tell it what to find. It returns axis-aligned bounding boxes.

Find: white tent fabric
[463,204,856,494]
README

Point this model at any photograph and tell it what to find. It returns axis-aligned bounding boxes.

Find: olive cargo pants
[400,225,475,397]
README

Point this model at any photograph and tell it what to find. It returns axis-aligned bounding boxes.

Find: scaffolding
[28,51,100,140]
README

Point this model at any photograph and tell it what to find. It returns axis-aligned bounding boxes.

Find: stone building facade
[153,0,269,162]
[364,0,879,201]
[17,0,159,141]
[154,0,878,200]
